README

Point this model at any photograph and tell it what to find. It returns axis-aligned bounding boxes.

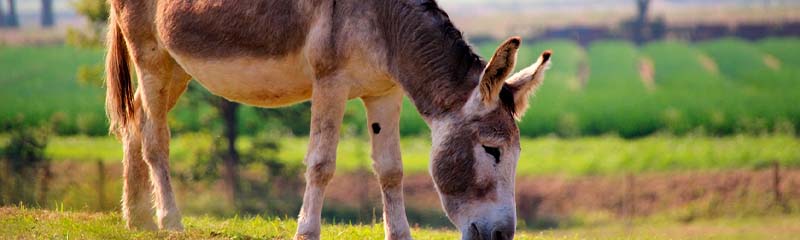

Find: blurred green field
[11,134,797,176]
[2,206,798,240]
[2,38,799,137]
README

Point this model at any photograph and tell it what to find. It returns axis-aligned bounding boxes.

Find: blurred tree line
[623,0,666,45]
[0,0,55,28]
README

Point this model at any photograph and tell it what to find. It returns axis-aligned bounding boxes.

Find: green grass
[2,206,798,240]
[0,206,461,239]
[0,46,107,135]
[26,134,800,176]
[2,38,799,137]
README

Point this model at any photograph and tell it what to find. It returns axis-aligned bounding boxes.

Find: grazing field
[10,134,798,176]
[2,38,799,137]
[0,46,106,135]
[2,206,798,240]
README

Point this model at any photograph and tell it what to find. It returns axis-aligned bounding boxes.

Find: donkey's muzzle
[465,221,514,240]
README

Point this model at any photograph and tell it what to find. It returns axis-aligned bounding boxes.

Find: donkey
[105,0,550,239]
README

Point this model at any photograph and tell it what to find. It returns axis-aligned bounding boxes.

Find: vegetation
[6,134,795,176]
[0,124,50,205]
[2,206,798,240]
[3,38,798,138]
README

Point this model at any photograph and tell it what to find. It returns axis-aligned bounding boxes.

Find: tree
[0,0,6,27]
[5,0,18,28]
[41,0,54,27]
[633,0,651,45]
[213,94,242,205]
[621,0,657,45]
[220,99,240,203]
[67,0,108,48]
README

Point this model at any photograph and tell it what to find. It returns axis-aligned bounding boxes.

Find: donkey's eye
[482,145,501,163]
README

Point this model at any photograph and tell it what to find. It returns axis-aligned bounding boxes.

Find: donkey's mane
[375,0,486,118]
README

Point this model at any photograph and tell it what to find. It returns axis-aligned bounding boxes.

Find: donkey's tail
[105,13,135,136]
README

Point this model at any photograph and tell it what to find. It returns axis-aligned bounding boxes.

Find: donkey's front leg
[362,88,412,240]
[294,81,349,240]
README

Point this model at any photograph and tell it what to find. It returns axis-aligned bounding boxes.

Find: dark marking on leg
[371,122,381,134]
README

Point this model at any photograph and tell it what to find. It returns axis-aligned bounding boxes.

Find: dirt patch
[763,54,782,70]
[325,168,800,223]
[697,53,720,75]
[638,57,656,91]
[22,161,800,227]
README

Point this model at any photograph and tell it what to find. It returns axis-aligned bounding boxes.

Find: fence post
[97,160,106,211]
[772,161,782,207]
[623,173,635,229]
[38,162,52,205]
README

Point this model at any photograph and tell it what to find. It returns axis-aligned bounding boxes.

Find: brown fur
[432,126,476,195]
[372,0,485,118]
[158,0,311,59]
[432,106,517,198]
[105,12,134,135]
[480,37,520,104]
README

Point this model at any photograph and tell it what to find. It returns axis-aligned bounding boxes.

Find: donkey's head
[429,37,550,240]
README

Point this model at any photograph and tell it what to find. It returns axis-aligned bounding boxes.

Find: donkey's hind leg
[121,66,190,230]
[362,88,412,240]
[121,68,190,230]
[121,102,157,230]
[129,47,191,230]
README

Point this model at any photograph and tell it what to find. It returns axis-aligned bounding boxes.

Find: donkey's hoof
[127,222,158,231]
[126,218,158,231]
[158,218,184,231]
[293,232,320,240]
[386,232,413,240]
[161,222,184,232]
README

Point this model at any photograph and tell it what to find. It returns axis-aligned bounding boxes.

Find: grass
[2,206,798,240]
[0,206,460,239]
[0,46,106,135]
[15,134,800,176]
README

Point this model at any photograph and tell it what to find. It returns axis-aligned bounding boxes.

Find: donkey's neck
[374,0,486,120]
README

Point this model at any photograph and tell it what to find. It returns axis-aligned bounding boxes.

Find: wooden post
[37,162,52,205]
[97,161,106,211]
[772,161,782,206]
[623,173,635,229]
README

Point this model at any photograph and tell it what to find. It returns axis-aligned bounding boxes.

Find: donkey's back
[112,0,392,108]
[159,1,312,60]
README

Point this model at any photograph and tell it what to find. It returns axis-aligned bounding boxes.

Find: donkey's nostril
[470,223,480,237]
[491,225,514,240]
[492,229,507,240]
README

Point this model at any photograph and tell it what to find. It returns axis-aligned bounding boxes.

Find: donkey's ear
[506,50,552,119]
[480,37,521,104]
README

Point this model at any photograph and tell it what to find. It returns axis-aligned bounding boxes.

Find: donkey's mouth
[465,222,513,240]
